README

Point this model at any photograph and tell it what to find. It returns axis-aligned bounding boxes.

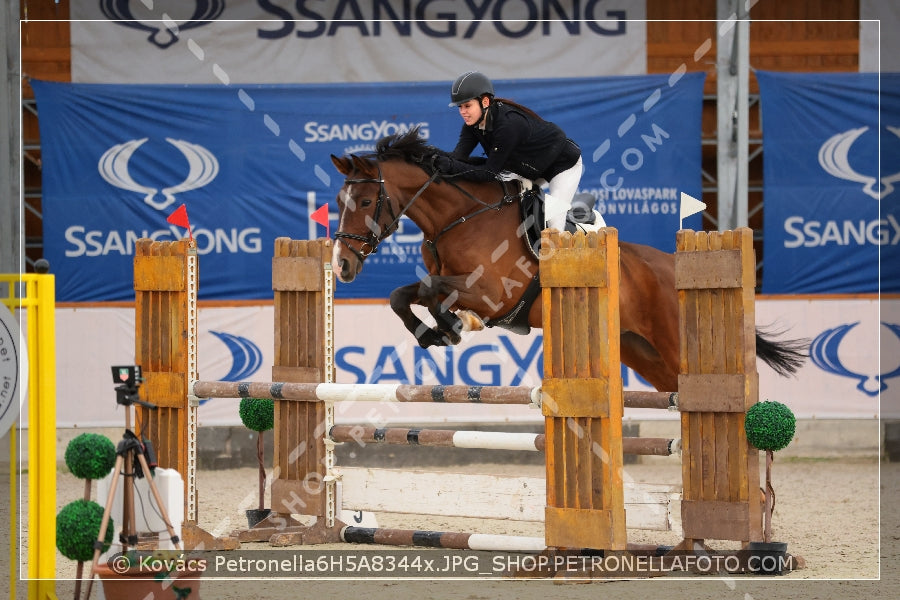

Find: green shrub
[64,433,116,480]
[56,499,114,562]
[745,400,796,452]
[239,398,274,432]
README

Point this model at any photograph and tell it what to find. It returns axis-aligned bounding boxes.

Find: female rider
[434,71,602,231]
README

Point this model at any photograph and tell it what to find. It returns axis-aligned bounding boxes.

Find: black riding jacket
[447,101,580,182]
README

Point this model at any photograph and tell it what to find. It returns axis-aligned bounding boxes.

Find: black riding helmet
[449,71,494,107]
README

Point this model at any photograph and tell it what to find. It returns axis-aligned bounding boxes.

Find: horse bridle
[335,163,440,263]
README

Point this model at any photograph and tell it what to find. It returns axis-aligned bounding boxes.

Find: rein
[422,176,517,271]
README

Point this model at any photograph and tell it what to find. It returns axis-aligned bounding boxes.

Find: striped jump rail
[338,527,675,556]
[340,526,546,553]
[191,380,677,410]
[328,425,681,456]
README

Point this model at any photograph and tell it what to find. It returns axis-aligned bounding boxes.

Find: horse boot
[433,306,464,345]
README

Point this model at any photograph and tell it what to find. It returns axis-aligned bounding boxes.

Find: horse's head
[330,128,438,283]
[330,153,401,283]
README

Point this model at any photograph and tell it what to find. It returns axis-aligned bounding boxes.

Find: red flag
[166,203,193,240]
[310,204,330,239]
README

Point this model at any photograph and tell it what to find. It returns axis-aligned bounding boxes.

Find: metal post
[34,275,57,599]
[1,0,21,275]
[717,0,750,230]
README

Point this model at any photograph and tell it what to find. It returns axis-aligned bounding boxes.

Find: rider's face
[458,97,488,126]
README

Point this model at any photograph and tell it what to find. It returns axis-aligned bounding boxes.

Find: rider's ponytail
[493,98,545,121]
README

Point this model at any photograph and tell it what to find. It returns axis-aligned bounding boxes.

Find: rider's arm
[440,113,528,181]
[478,112,527,175]
[450,125,479,160]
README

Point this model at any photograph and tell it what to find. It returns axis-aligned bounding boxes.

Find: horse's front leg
[417,274,480,346]
[389,282,456,348]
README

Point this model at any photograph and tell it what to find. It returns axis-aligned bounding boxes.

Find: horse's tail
[755,327,809,377]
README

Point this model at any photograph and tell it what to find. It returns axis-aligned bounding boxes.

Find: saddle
[519,185,601,258]
[482,183,600,335]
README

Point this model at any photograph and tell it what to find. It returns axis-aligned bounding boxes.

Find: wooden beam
[334,467,679,533]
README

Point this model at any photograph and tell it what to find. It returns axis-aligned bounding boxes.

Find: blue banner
[33,75,704,301]
[758,71,900,293]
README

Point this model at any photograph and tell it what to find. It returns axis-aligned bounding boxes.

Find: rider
[434,71,602,231]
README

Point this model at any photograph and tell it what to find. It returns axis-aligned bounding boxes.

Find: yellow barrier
[1,274,57,600]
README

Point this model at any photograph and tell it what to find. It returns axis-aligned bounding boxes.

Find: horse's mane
[373,126,440,164]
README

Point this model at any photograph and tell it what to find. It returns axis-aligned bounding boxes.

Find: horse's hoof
[415,326,445,348]
[456,310,485,332]
[432,324,462,346]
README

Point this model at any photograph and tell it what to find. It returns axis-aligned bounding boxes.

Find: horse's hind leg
[620,331,680,392]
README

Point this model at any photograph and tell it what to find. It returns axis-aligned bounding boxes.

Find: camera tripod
[85,394,182,597]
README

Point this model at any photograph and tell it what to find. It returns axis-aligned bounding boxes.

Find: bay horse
[329,128,805,392]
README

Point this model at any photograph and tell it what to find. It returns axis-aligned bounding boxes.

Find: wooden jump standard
[674,228,762,549]
[133,227,762,553]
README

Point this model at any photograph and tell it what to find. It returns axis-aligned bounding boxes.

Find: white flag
[679,192,706,230]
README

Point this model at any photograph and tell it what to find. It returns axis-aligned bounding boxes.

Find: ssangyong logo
[810,321,900,396]
[304,120,429,146]
[70,136,260,258]
[818,126,900,200]
[192,331,262,406]
[209,331,262,381]
[98,137,219,210]
[102,0,224,49]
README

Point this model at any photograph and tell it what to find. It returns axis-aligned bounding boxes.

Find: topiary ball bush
[745,400,796,452]
[239,397,274,433]
[65,433,117,480]
[56,499,114,562]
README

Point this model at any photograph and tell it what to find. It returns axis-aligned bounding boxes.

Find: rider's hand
[434,155,455,173]
[498,171,525,183]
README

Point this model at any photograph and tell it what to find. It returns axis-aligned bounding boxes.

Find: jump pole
[191,380,676,410]
[340,527,546,553]
[327,425,680,456]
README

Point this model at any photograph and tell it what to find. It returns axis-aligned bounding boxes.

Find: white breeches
[545,157,583,231]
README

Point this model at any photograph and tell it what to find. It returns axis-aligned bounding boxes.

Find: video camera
[112,364,141,387]
[111,365,155,409]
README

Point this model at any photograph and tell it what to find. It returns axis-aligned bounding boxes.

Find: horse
[329,128,806,392]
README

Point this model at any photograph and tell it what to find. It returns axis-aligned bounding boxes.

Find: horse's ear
[350,154,375,177]
[331,154,352,175]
